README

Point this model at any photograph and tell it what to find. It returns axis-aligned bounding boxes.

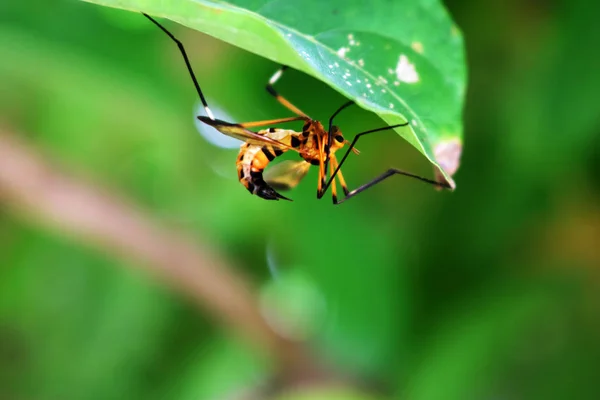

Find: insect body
[233,122,354,201]
[201,117,357,202]
[236,128,300,200]
[143,13,450,204]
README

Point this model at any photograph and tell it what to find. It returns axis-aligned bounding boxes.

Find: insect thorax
[299,121,346,164]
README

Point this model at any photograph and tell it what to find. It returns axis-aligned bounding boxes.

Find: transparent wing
[264,160,311,191]
[198,117,300,152]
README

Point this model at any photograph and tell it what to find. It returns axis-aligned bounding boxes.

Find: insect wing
[198,117,298,152]
[264,160,311,191]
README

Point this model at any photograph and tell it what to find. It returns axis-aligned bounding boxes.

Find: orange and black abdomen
[236,128,301,200]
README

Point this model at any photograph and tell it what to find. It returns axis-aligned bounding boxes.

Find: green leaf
[80,0,466,187]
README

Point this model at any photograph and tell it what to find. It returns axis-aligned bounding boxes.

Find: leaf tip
[433,138,462,191]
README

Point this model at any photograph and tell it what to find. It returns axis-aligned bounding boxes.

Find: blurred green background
[1,0,599,399]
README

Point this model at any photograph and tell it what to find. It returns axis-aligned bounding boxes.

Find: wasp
[143,14,450,204]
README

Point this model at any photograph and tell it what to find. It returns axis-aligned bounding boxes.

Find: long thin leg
[318,124,406,198]
[330,154,350,196]
[334,168,450,204]
[318,123,451,201]
[330,155,339,204]
[324,101,354,178]
[266,66,310,118]
[316,133,326,195]
[142,13,216,121]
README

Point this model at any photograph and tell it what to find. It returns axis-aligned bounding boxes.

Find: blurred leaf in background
[1,0,599,399]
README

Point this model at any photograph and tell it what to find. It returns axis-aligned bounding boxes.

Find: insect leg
[324,100,354,178]
[266,66,310,118]
[318,124,403,198]
[329,154,339,204]
[334,168,449,204]
[142,13,216,121]
[330,154,349,196]
[318,123,451,202]
[316,134,326,195]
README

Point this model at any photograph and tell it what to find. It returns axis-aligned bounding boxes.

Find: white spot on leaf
[395,54,419,83]
[337,47,350,58]
[411,41,424,53]
[375,76,388,86]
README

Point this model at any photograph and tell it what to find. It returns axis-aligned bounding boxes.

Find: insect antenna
[142,13,215,120]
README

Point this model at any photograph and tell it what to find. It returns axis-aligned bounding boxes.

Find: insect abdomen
[236,129,300,200]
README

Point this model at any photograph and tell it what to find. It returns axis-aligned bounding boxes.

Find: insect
[143,13,450,204]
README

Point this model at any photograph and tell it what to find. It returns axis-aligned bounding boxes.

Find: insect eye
[334,135,344,143]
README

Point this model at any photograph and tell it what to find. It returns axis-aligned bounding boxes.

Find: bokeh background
[1,0,599,399]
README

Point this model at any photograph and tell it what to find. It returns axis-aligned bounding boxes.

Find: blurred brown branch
[0,128,323,381]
